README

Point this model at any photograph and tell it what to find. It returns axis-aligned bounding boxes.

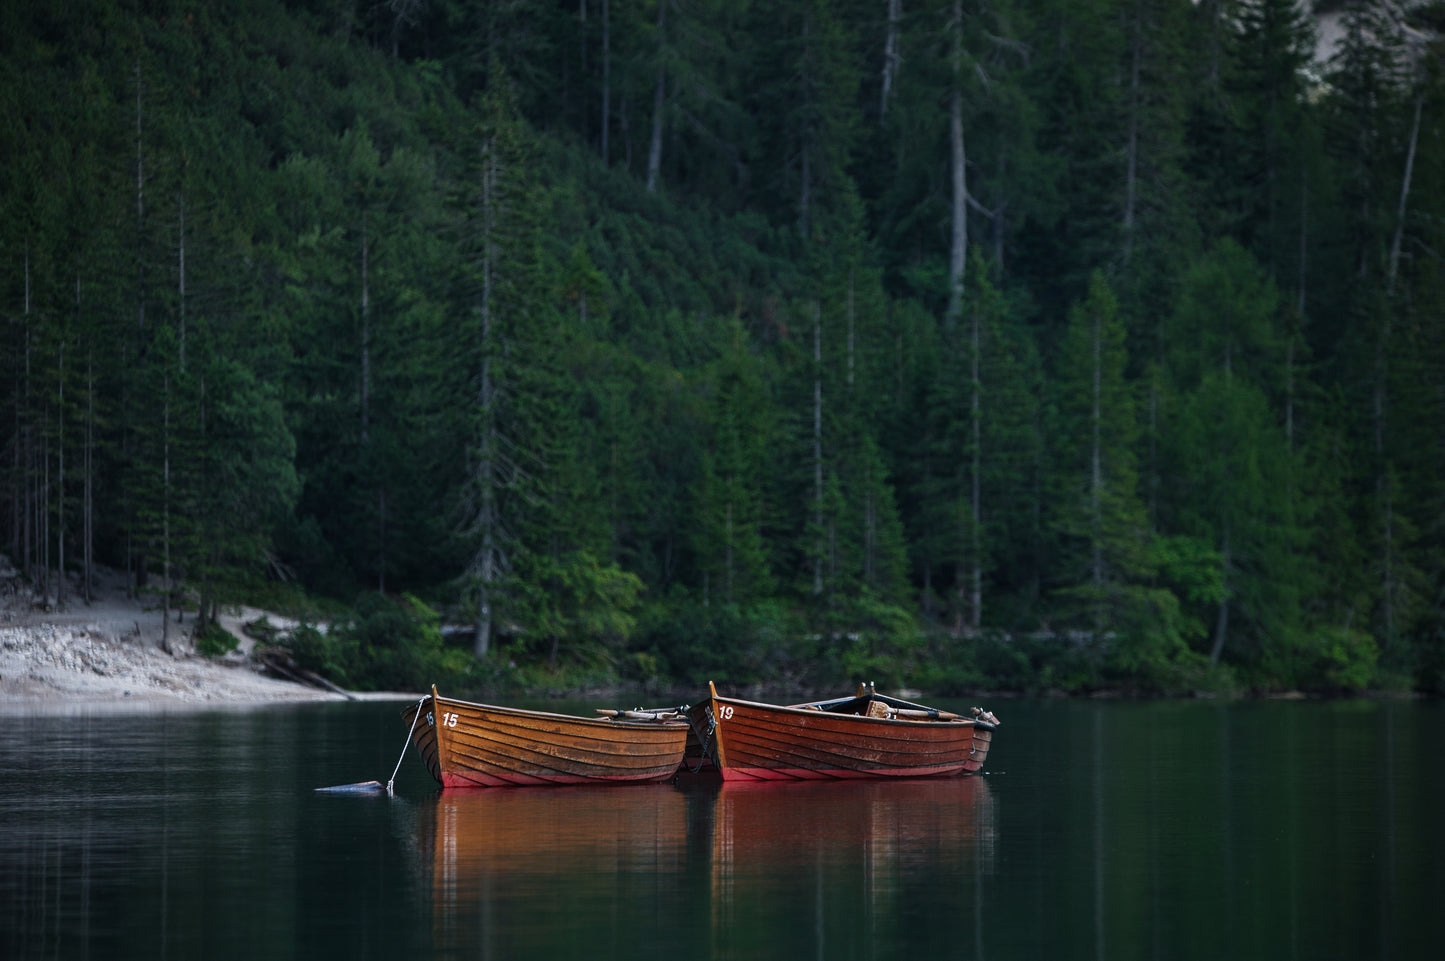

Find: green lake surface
[2,696,1440,959]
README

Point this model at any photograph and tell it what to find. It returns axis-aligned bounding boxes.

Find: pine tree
[189,343,300,628]
[1018,0,1127,308]
[1161,242,1302,670]
[746,0,861,240]
[1047,270,1196,680]
[691,330,776,607]
[1320,5,1431,671]
[852,430,911,607]
[1230,0,1318,276]
[918,250,1040,632]
[1051,272,1149,622]
[452,67,550,658]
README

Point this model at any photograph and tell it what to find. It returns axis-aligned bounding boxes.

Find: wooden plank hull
[402,687,689,788]
[693,683,997,782]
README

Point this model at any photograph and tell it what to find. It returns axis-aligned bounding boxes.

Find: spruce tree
[1162,242,1303,671]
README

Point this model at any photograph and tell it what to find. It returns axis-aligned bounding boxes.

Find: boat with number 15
[402,686,689,788]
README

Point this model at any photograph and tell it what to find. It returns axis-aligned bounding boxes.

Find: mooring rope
[387,695,426,796]
[684,705,716,775]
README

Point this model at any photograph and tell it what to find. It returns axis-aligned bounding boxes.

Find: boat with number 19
[688,681,999,782]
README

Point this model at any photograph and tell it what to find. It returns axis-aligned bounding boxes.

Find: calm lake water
[2,696,1441,960]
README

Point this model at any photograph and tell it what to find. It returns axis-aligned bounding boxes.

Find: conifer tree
[189,343,300,629]
[1050,272,1152,634]
[691,327,776,608]
[919,250,1039,632]
[453,68,549,658]
[1230,0,1317,277]
[852,430,911,608]
[1321,6,1429,669]
[747,0,861,239]
[1162,242,1302,668]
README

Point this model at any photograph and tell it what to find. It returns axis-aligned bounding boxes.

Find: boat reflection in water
[411,775,995,957]
[413,783,691,954]
[707,777,996,956]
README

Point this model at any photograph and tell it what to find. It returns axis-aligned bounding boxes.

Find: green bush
[285,623,355,686]
[635,597,790,686]
[285,593,474,692]
[1315,627,1379,691]
[195,621,239,658]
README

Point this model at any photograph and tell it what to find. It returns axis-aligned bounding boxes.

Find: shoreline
[1,567,414,713]
[4,568,1418,711]
[0,619,418,713]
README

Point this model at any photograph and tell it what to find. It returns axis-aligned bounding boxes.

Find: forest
[2,0,1443,697]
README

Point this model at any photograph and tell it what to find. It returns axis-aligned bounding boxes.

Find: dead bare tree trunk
[947,0,967,325]
[1090,296,1103,627]
[135,57,145,337]
[799,142,812,239]
[178,193,186,372]
[846,268,855,389]
[360,213,371,443]
[1122,11,1140,265]
[1288,172,1308,450]
[471,136,501,659]
[161,369,172,654]
[1090,299,1102,585]
[812,300,824,596]
[40,407,48,602]
[1210,533,1230,664]
[21,246,32,582]
[968,294,981,630]
[645,0,666,192]
[359,209,386,593]
[601,0,611,162]
[56,335,65,608]
[1387,91,1422,295]
[880,0,901,119]
[9,302,18,564]
[378,488,387,595]
[84,347,94,603]
[130,55,145,598]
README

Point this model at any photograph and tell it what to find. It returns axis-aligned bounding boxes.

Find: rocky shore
[1,562,404,712]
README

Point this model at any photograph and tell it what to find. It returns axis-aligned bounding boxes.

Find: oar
[595,708,684,720]
[315,779,386,793]
[316,695,429,795]
[787,694,865,710]
[884,706,1002,725]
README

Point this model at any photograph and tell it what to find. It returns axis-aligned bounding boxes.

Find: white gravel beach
[1,561,409,712]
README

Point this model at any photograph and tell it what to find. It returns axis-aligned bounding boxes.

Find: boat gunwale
[422,692,690,731]
[710,690,999,732]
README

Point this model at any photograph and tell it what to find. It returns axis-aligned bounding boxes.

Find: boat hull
[694,685,996,782]
[403,687,689,788]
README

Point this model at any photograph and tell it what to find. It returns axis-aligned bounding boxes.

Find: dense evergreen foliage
[4,0,1443,696]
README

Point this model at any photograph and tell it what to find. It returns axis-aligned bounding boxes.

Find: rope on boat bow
[683,705,717,775]
[387,695,427,796]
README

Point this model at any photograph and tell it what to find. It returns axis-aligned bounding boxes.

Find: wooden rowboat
[689,681,999,782]
[402,685,689,788]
